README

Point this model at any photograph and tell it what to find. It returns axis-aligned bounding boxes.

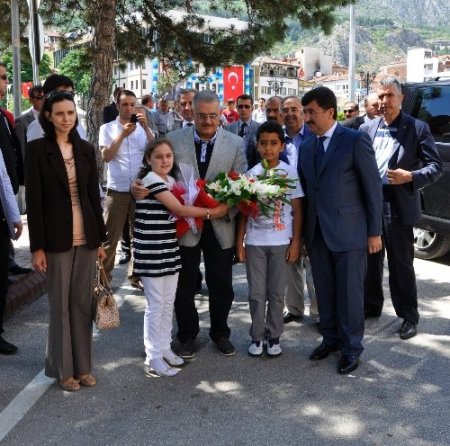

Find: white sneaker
[149,358,180,377]
[266,340,282,357]
[248,340,263,357]
[162,349,184,366]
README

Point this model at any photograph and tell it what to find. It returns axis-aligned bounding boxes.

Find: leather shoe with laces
[216,337,235,356]
[338,355,359,374]
[309,342,339,361]
[399,320,417,340]
[178,340,195,359]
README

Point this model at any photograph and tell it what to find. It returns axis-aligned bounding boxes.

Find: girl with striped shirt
[133,138,227,377]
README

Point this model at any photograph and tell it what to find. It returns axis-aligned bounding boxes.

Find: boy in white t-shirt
[236,121,304,357]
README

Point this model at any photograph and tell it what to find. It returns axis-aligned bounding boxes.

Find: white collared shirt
[26,118,87,142]
[99,117,148,192]
[319,121,338,152]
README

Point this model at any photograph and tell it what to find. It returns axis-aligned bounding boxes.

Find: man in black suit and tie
[343,93,380,130]
[226,94,260,167]
[360,77,443,339]
[299,87,383,374]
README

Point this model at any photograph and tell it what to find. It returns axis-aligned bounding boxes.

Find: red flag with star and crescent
[223,66,244,101]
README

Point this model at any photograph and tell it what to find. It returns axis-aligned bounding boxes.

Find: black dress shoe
[0,336,18,355]
[364,309,382,319]
[216,337,236,356]
[178,340,195,359]
[399,320,417,340]
[118,253,131,265]
[338,355,359,374]
[283,311,303,324]
[9,264,33,275]
[309,342,339,361]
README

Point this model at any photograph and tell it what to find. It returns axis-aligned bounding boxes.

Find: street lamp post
[360,71,377,96]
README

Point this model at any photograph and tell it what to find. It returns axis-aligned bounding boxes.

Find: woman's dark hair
[39,91,79,141]
[137,137,174,180]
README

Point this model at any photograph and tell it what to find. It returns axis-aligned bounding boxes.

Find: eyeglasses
[0,75,7,81]
[237,104,252,109]
[282,107,302,114]
[344,109,356,113]
[30,95,44,100]
[196,113,219,121]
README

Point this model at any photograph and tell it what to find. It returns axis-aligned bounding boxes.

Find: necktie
[314,136,327,174]
[186,122,193,127]
[239,122,248,137]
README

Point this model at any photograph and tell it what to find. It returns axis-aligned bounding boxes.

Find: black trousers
[364,194,419,324]
[120,218,131,255]
[174,221,234,343]
[0,219,11,335]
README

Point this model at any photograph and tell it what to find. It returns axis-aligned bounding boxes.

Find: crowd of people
[0,63,443,389]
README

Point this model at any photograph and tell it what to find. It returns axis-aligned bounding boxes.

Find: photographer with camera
[99,89,154,288]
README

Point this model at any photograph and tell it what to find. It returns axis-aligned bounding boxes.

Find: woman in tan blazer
[26,91,107,391]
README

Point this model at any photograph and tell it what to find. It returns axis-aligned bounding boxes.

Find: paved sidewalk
[5,216,46,320]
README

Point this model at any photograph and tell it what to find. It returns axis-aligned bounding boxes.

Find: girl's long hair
[137,137,174,180]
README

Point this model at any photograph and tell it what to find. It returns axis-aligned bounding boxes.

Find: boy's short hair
[256,120,285,143]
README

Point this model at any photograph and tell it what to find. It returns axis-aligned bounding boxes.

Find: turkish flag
[22,82,33,98]
[223,66,244,101]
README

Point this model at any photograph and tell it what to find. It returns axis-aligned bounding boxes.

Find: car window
[415,86,450,142]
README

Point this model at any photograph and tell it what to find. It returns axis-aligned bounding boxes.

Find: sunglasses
[344,109,356,113]
[30,95,44,100]
[237,104,252,109]
[0,75,8,81]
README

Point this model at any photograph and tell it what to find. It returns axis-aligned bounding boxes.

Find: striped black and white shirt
[133,172,181,277]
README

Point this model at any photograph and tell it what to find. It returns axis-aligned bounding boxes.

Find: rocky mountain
[272,0,450,71]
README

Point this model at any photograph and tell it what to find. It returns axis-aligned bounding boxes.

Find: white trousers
[141,273,179,363]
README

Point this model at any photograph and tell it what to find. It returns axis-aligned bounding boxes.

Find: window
[136,80,139,90]
[261,86,271,95]
[131,80,134,90]
[415,86,450,142]
[142,79,146,89]
[288,88,297,96]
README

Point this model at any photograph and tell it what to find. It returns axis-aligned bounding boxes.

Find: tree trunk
[86,0,116,179]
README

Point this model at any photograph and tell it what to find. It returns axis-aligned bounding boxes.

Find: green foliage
[58,49,91,96]
[1,48,53,83]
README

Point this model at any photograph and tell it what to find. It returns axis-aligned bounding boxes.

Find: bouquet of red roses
[170,163,219,238]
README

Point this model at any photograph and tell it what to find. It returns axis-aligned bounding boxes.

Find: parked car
[402,79,450,259]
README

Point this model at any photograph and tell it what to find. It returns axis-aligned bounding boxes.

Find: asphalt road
[1,254,449,446]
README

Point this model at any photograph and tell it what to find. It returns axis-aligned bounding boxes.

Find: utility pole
[28,0,41,85]
[11,0,22,117]
[348,4,356,102]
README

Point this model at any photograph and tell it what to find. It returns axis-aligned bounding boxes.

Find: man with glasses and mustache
[342,101,360,120]
[132,90,247,358]
[226,94,260,167]
[26,74,86,142]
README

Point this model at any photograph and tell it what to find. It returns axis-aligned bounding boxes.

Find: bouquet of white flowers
[206,160,297,217]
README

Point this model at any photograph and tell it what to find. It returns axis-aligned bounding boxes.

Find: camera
[130,113,138,123]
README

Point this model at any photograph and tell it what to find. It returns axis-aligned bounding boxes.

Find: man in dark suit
[226,94,260,168]
[103,86,123,124]
[343,93,380,130]
[170,88,196,131]
[299,87,383,374]
[360,77,443,339]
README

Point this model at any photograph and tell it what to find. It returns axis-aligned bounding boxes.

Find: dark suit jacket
[15,109,36,160]
[300,123,382,252]
[360,112,443,225]
[225,120,260,168]
[103,102,119,124]
[342,115,365,130]
[25,136,106,253]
